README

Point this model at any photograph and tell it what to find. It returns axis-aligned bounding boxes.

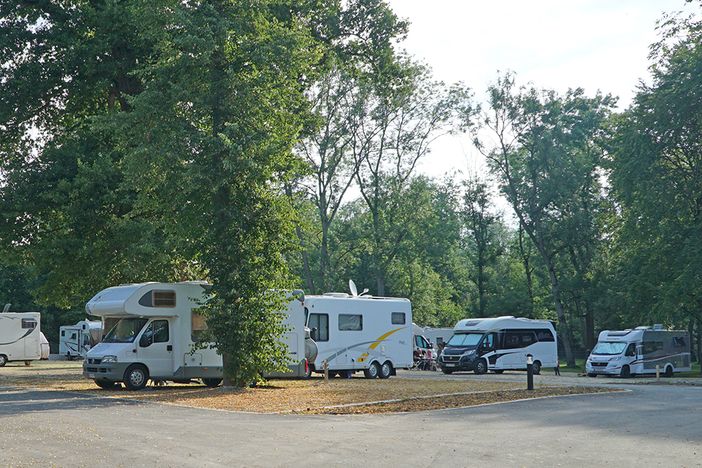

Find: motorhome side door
[136,319,174,378]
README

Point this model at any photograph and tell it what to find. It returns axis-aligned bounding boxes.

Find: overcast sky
[386,0,697,179]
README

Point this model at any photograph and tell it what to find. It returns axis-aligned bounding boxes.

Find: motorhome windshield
[103,318,148,343]
[592,341,627,355]
[446,333,483,348]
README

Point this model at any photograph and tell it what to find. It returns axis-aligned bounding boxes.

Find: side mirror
[428,343,434,349]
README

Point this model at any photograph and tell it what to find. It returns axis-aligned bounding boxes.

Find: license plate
[444,363,455,367]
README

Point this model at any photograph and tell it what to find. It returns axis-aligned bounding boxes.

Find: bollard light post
[526,354,534,391]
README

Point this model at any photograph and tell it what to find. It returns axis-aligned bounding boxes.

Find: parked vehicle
[307,293,413,379]
[586,326,691,378]
[421,327,454,349]
[59,320,102,360]
[83,282,313,390]
[438,316,557,375]
[412,324,437,370]
[0,312,46,367]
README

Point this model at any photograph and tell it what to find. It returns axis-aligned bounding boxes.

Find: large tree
[475,73,615,366]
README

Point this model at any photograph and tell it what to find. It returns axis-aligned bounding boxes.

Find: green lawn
[556,359,701,377]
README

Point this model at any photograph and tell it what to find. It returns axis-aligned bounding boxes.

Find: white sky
[387,0,697,180]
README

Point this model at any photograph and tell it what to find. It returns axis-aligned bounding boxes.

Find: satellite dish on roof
[349,279,358,297]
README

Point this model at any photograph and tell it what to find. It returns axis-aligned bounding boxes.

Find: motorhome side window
[503,330,536,349]
[309,313,329,342]
[138,290,176,308]
[191,311,208,342]
[21,318,37,329]
[338,314,363,331]
[391,312,406,325]
[535,329,555,342]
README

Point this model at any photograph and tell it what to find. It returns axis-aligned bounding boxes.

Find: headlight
[101,355,118,363]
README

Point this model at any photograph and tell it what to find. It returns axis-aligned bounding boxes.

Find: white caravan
[306,293,413,379]
[59,320,102,359]
[0,312,45,366]
[83,282,313,390]
[586,326,691,378]
[438,316,557,375]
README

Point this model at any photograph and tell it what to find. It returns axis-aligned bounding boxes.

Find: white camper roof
[85,282,209,318]
[454,316,554,333]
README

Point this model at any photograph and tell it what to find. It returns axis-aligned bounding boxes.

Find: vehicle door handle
[167,345,173,351]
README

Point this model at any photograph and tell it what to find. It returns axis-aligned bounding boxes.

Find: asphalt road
[1,376,701,467]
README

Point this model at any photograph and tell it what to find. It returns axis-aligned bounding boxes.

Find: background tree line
[1,1,701,374]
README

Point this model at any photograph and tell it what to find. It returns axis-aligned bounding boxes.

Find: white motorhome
[586,326,691,378]
[306,293,413,379]
[421,327,454,348]
[83,282,312,390]
[0,312,45,367]
[59,320,102,359]
[438,316,558,375]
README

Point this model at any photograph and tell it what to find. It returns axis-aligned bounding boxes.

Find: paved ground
[2,373,701,467]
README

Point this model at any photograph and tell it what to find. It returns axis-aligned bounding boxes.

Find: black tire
[363,362,380,379]
[202,378,223,388]
[94,379,119,390]
[587,373,597,378]
[492,370,504,374]
[620,365,631,378]
[379,361,392,379]
[474,359,488,375]
[0,354,7,367]
[664,365,674,378]
[532,360,542,375]
[441,368,453,374]
[123,364,149,390]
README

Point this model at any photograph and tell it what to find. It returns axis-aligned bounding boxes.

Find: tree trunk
[319,222,330,292]
[697,317,702,374]
[517,227,535,318]
[376,272,385,297]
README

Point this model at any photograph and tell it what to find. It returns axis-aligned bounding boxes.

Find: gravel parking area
[0,360,613,414]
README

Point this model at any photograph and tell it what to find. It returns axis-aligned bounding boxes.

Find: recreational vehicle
[83,282,313,390]
[0,312,45,366]
[307,293,413,379]
[421,327,454,349]
[586,326,691,378]
[59,320,102,359]
[438,316,557,375]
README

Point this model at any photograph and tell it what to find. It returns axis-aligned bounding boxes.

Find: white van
[307,293,413,379]
[438,316,557,375]
[586,326,691,378]
[0,312,45,366]
[83,282,313,390]
[59,320,102,359]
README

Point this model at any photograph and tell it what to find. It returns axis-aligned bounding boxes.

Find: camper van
[59,320,102,359]
[586,326,691,378]
[307,293,413,379]
[0,312,45,367]
[83,282,313,390]
[438,316,557,375]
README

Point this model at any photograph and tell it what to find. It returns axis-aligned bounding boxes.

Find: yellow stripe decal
[368,327,404,350]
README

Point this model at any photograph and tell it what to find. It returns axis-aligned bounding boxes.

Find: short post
[526,354,534,391]
[656,364,660,381]
[323,360,329,382]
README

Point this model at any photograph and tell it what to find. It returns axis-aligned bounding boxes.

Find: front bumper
[83,361,130,382]
[586,362,621,375]
[439,354,477,371]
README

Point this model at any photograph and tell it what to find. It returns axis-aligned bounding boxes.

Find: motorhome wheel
[379,361,393,379]
[202,378,223,388]
[620,365,631,378]
[0,354,7,367]
[664,365,674,378]
[474,359,487,375]
[532,360,541,375]
[363,362,380,379]
[94,379,119,390]
[123,364,149,390]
